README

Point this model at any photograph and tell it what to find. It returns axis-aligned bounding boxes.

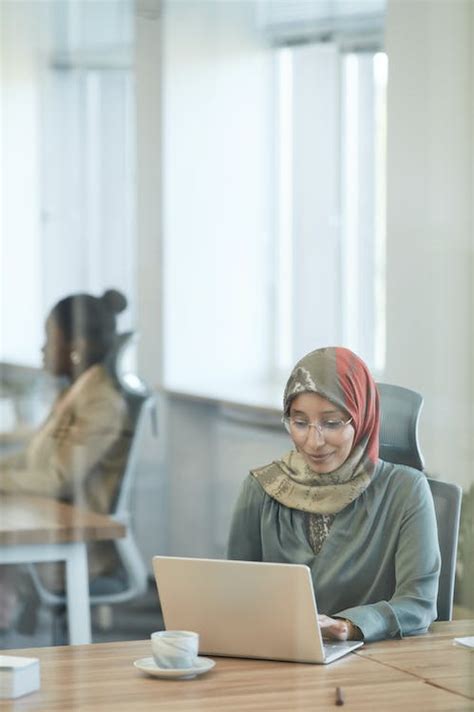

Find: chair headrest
[104,331,149,398]
[377,382,424,471]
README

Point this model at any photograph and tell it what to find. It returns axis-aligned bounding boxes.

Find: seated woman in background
[227,346,440,642]
[0,289,131,598]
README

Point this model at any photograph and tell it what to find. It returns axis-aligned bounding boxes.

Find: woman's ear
[70,337,89,368]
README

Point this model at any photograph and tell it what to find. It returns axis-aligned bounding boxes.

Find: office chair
[377,382,462,621]
[27,332,155,636]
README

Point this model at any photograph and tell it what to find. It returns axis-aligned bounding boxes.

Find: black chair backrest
[425,477,462,621]
[377,382,462,621]
[377,383,424,470]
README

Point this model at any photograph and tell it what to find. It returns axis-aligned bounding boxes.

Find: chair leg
[15,587,40,636]
[95,604,114,631]
[52,605,68,646]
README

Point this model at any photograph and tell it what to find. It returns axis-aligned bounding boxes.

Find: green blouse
[227,460,441,642]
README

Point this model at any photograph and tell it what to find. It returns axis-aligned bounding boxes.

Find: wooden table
[2,621,472,710]
[0,495,125,645]
[356,619,474,701]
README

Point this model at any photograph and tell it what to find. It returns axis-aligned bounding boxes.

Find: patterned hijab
[252,346,380,514]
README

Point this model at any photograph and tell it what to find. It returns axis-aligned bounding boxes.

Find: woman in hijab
[227,346,440,642]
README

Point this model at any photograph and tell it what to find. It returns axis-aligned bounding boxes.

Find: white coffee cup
[151,630,199,669]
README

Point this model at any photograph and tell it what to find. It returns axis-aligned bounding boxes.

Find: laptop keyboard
[323,640,360,655]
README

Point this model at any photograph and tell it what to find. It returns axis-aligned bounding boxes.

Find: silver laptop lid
[153,556,331,664]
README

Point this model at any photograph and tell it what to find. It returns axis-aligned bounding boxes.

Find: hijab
[252,346,380,514]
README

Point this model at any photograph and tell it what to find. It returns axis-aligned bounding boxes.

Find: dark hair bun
[101,289,128,315]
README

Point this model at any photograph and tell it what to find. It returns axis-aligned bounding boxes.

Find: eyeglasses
[282,415,353,438]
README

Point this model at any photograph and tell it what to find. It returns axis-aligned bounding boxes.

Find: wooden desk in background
[2,621,472,711]
[0,495,125,645]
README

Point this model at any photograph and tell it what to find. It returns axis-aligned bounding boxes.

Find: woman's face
[42,316,71,376]
[288,392,355,473]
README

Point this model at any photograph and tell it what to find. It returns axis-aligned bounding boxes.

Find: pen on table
[335,686,344,706]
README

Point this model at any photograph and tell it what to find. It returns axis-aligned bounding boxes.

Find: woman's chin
[304,459,335,474]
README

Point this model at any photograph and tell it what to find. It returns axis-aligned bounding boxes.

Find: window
[40,64,136,331]
[274,43,387,376]
[161,1,387,398]
[0,0,135,367]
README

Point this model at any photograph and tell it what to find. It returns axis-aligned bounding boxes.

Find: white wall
[135,0,163,388]
[133,0,167,565]
[385,0,473,489]
[163,396,291,559]
[0,1,50,365]
[162,0,273,388]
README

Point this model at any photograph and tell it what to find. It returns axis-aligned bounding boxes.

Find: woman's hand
[318,615,361,640]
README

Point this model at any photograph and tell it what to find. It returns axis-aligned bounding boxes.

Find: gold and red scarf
[252,347,380,514]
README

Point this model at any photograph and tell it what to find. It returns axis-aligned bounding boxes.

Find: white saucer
[134,656,216,680]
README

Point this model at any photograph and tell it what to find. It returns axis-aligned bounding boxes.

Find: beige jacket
[0,365,131,581]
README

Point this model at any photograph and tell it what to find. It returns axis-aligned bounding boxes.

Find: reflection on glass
[0,0,137,643]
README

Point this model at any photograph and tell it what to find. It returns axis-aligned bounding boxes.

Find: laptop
[152,556,364,664]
